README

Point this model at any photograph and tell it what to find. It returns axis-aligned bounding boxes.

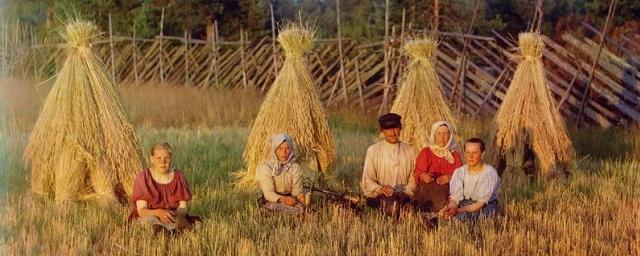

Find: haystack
[493,32,573,176]
[23,20,142,203]
[237,24,336,188]
[390,37,457,151]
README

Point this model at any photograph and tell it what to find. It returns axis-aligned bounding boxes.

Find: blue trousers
[455,199,499,221]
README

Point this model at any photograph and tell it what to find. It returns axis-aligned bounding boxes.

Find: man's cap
[378,113,402,129]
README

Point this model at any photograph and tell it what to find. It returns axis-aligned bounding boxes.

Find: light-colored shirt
[449,164,500,204]
[256,162,303,203]
[361,140,417,198]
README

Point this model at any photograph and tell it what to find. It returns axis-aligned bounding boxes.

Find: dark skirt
[412,182,450,213]
[365,192,411,219]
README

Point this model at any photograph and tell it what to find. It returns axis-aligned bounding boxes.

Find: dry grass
[238,24,336,188]
[0,79,264,132]
[493,32,574,176]
[120,83,263,128]
[1,77,639,254]
[1,54,639,255]
[0,78,47,132]
[390,37,457,151]
[0,125,638,255]
[22,20,142,203]
[635,128,640,157]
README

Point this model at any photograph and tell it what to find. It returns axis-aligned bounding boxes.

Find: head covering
[264,133,297,176]
[428,121,458,164]
[378,113,402,129]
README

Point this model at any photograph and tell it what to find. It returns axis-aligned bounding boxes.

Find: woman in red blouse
[129,142,199,233]
[413,121,463,213]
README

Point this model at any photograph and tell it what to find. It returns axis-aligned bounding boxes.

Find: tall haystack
[493,32,573,176]
[23,20,142,203]
[390,37,457,151]
[237,24,336,188]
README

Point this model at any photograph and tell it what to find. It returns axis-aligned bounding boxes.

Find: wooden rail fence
[2,21,639,127]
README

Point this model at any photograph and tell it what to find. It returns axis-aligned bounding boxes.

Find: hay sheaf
[237,24,336,188]
[493,32,574,175]
[390,37,458,151]
[23,20,142,203]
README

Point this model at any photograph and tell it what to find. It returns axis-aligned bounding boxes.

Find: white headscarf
[428,121,458,164]
[264,133,297,176]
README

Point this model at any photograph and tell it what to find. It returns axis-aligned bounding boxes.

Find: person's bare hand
[436,175,451,185]
[445,206,462,218]
[296,194,305,204]
[155,209,175,223]
[279,196,297,206]
[420,174,435,184]
[378,185,394,197]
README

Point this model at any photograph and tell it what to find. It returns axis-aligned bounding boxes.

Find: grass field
[1,79,638,255]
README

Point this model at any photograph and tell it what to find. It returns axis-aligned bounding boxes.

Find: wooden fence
[2,21,639,127]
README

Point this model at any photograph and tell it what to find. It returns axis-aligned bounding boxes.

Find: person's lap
[365,192,412,218]
[258,194,305,214]
[134,215,178,231]
[412,182,449,213]
[454,199,499,221]
[133,212,201,232]
[263,202,305,214]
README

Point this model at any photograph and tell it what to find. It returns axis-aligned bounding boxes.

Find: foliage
[4,0,640,43]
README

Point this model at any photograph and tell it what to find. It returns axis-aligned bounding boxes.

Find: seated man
[129,142,200,233]
[361,113,417,218]
[256,133,306,214]
[444,138,500,221]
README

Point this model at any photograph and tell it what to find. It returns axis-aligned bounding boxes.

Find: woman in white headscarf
[412,121,462,213]
[256,133,305,213]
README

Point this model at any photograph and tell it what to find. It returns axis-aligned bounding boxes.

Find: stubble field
[0,79,638,255]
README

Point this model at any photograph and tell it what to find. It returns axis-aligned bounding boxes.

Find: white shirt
[361,140,417,198]
[449,164,500,204]
[256,162,303,203]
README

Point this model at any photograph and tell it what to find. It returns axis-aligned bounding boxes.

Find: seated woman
[444,138,500,221]
[256,133,306,214]
[129,142,199,232]
[413,121,462,213]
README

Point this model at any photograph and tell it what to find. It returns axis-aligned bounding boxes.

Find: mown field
[0,78,638,255]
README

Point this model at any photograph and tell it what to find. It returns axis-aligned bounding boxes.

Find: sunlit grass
[1,126,638,255]
[0,78,638,255]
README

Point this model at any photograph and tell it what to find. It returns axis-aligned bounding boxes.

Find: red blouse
[414,147,463,183]
[128,168,192,221]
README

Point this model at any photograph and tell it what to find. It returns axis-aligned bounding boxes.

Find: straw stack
[23,20,142,203]
[493,32,573,176]
[237,24,336,188]
[390,37,457,151]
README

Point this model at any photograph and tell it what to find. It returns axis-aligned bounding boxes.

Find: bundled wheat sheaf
[390,37,457,151]
[494,32,574,175]
[23,20,143,203]
[237,24,336,188]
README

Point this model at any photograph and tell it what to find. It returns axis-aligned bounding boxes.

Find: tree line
[2,0,639,42]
